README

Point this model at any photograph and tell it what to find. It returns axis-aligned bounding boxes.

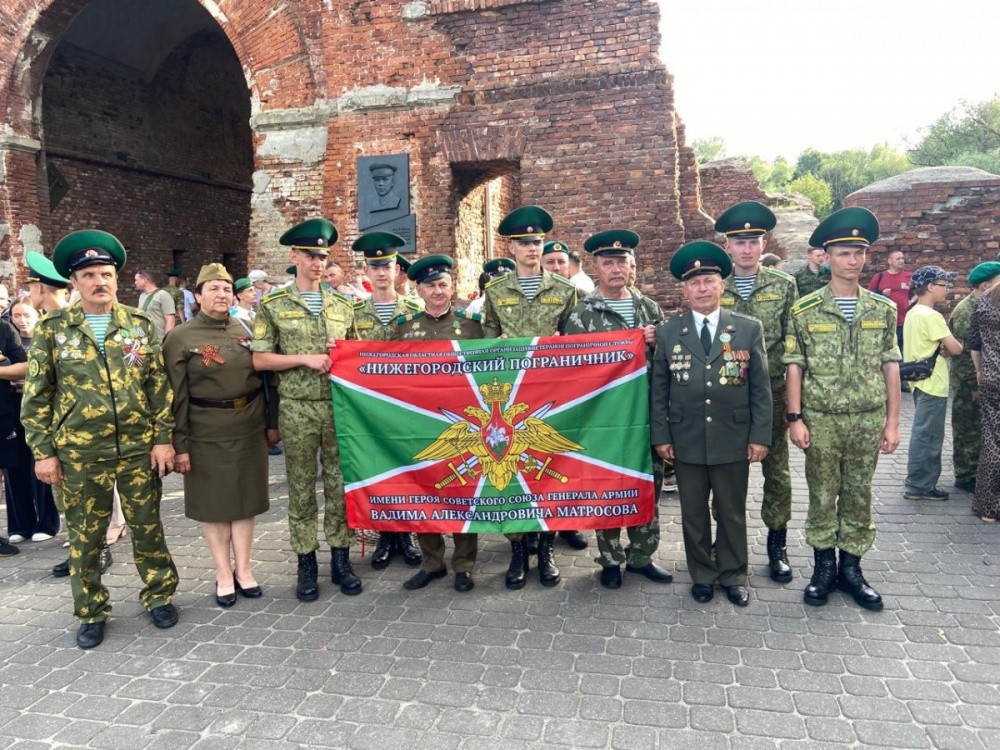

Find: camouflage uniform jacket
[793,266,831,297]
[165,285,186,319]
[250,285,357,401]
[392,307,483,341]
[21,303,173,463]
[481,270,577,338]
[783,285,900,414]
[949,292,976,390]
[721,266,798,384]
[354,296,422,341]
[562,289,664,366]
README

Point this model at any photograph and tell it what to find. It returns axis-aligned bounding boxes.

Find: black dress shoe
[53,559,70,578]
[403,568,447,590]
[234,577,263,598]
[149,604,179,629]
[558,530,589,550]
[625,562,673,583]
[454,572,475,592]
[691,583,714,603]
[76,621,106,649]
[216,586,236,608]
[725,585,750,607]
[600,565,622,589]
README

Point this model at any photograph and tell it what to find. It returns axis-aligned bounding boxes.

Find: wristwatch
[786,412,803,422]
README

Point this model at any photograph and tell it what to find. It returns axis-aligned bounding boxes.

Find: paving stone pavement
[1,396,999,749]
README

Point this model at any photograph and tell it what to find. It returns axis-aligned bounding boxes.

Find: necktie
[700,318,712,355]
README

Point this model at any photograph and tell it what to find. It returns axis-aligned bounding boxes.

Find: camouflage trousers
[61,452,178,623]
[280,398,352,552]
[760,386,792,531]
[595,515,660,568]
[952,383,981,485]
[803,408,883,557]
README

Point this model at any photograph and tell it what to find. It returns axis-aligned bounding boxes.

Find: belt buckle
[233,396,248,409]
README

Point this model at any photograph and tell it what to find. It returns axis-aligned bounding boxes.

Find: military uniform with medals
[21,231,178,634]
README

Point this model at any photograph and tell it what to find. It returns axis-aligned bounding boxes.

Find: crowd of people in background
[1,201,998,653]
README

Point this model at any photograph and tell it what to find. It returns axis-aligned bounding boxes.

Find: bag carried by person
[899,350,939,382]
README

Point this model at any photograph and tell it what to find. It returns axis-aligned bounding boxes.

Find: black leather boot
[331,548,363,596]
[537,533,560,587]
[396,533,423,567]
[803,547,837,606]
[524,532,539,556]
[837,550,883,611]
[767,528,792,583]
[558,530,588,550]
[371,533,394,570]
[505,540,529,590]
[296,552,319,601]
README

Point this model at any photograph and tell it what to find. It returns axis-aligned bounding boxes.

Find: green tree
[787,173,833,218]
[909,96,1000,174]
[692,136,727,164]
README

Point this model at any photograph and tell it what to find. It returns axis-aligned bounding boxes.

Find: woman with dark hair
[969,281,1000,523]
[163,264,279,606]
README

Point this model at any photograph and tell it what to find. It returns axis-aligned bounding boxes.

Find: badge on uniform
[123,341,144,368]
[200,344,226,367]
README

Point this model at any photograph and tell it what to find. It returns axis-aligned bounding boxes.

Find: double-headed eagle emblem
[415,378,582,491]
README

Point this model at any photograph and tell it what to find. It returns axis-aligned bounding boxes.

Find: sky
[656,0,1000,162]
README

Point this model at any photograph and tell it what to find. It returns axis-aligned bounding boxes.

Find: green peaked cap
[670,240,732,280]
[809,207,879,248]
[483,258,515,274]
[543,240,569,256]
[52,230,127,277]
[408,254,454,283]
[25,251,70,289]
[584,229,639,256]
[714,200,776,237]
[279,218,338,254]
[497,205,553,238]
[352,231,406,265]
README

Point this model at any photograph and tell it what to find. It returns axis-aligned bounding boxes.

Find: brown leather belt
[190,390,260,410]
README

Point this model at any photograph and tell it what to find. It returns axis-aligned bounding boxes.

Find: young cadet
[392,256,484,592]
[251,219,362,601]
[351,231,423,571]
[481,205,580,588]
[716,201,799,583]
[784,207,901,611]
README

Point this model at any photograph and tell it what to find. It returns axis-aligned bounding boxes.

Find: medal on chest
[200,344,226,367]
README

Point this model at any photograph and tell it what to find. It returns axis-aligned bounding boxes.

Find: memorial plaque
[357,154,410,231]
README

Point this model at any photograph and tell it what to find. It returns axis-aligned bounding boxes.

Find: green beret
[498,206,553,239]
[353,231,406,265]
[809,207,879,249]
[408,254,454,284]
[714,201,776,237]
[584,229,639,257]
[969,261,1000,287]
[483,258,515,275]
[234,278,253,293]
[25,251,70,289]
[280,218,337,255]
[167,267,182,277]
[670,241,732,281]
[52,230,127,277]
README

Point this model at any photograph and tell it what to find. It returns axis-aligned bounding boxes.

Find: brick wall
[698,157,769,221]
[845,167,1000,310]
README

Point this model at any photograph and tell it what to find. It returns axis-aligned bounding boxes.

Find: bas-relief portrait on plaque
[357,154,410,231]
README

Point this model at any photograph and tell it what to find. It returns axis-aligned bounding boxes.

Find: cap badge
[318,238,326,246]
[694,260,702,268]
[744,222,751,229]
[852,229,859,236]
[376,249,383,256]
[613,241,622,248]
[526,226,534,232]
[85,249,99,259]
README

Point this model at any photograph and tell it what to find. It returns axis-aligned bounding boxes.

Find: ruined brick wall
[845,166,1000,310]
[0,0,700,309]
[698,157,769,221]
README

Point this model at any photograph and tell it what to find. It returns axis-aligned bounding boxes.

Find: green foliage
[787,173,833,217]
[909,96,1000,175]
[748,156,793,193]
[692,136,726,164]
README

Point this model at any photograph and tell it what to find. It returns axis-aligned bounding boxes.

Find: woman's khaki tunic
[163,313,271,522]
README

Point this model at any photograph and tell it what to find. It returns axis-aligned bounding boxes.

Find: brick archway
[0,0,321,282]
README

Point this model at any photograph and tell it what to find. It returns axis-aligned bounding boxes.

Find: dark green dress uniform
[651,309,772,591]
[783,206,899,611]
[163,311,275,522]
[22,300,178,625]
